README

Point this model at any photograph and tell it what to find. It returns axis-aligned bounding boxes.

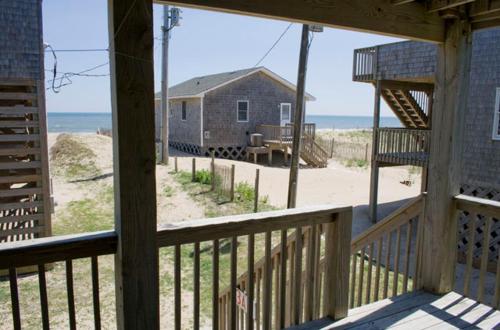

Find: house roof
[155,67,316,101]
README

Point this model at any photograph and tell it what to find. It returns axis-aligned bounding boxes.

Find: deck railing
[353,47,378,81]
[349,195,425,308]
[0,231,117,329]
[0,206,352,329]
[454,194,500,309]
[256,125,293,145]
[376,128,431,166]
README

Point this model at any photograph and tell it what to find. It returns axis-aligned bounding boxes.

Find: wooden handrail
[0,230,117,269]
[454,194,500,308]
[157,205,350,247]
[454,194,500,219]
[351,195,424,252]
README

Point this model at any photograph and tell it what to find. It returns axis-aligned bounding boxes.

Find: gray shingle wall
[202,72,296,147]
[168,98,202,146]
[0,0,43,80]
[376,41,436,81]
[462,28,500,190]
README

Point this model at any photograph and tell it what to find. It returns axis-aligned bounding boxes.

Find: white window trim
[493,87,500,141]
[181,101,187,122]
[280,103,292,125]
[237,100,249,123]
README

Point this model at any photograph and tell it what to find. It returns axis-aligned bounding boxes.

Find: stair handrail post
[323,208,352,320]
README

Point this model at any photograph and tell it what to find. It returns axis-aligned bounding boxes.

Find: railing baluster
[175,245,181,330]
[9,267,21,330]
[38,264,50,330]
[313,226,322,319]
[463,212,476,297]
[274,255,280,330]
[293,226,303,325]
[256,269,261,330]
[262,231,272,330]
[304,226,317,321]
[349,252,357,309]
[279,230,287,328]
[230,237,238,330]
[383,232,392,299]
[247,234,255,330]
[365,243,374,304]
[392,227,402,297]
[89,256,102,330]
[478,216,492,303]
[357,247,365,307]
[495,249,500,309]
[402,221,413,294]
[66,260,76,330]
[213,239,220,330]
[194,242,200,330]
[374,237,383,301]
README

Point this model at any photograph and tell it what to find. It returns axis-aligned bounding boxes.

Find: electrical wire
[253,23,293,67]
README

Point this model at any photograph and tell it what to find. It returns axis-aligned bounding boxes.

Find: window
[493,88,500,140]
[237,100,249,122]
[181,101,187,121]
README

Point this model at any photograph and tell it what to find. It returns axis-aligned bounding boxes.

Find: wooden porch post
[108,0,159,328]
[369,80,381,223]
[422,19,472,294]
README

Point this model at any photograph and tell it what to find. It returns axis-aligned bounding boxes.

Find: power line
[44,48,108,53]
[254,23,293,67]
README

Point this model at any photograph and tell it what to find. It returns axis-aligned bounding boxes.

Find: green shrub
[235,182,255,202]
[195,169,212,185]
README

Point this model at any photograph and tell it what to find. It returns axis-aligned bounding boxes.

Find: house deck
[287,291,500,330]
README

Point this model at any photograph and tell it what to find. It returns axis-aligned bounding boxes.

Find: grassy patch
[344,159,369,168]
[50,134,101,179]
[163,185,175,197]
[53,184,114,235]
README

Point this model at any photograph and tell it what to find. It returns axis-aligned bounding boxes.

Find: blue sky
[42,0,402,116]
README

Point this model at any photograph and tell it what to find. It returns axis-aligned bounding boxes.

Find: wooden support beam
[108,0,159,328]
[421,18,472,294]
[369,81,382,223]
[427,0,475,13]
[158,0,445,42]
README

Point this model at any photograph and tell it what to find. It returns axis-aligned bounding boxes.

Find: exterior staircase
[380,88,430,129]
[300,132,329,168]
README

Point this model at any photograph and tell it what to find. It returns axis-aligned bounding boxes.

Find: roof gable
[155,67,315,101]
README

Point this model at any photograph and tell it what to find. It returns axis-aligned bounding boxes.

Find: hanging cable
[253,23,293,67]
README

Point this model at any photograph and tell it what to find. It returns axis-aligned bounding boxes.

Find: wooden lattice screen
[0,79,51,243]
[458,184,500,272]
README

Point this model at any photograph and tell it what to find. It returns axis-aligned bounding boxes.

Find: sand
[48,132,421,235]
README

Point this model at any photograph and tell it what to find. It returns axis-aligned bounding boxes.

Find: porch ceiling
[156,0,500,43]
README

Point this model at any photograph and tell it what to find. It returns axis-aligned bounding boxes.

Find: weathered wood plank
[323,209,352,320]
[193,242,200,329]
[9,267,21,330]
[455,194,500,219]
[0,134,40,142]
[159,0,445,42]
[212,239,219,330]
[91,256,101,330]
[38,264,50,330]
[0,231,116,269]
[108,0,159,327]
[157,205,348,246]
[0,106,38,114]
[0,161,41,170]
[422,19,472,294]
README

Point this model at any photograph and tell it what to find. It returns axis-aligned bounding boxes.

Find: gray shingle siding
[0,0,43,80]
[376,41,436,81]
[370,28,500,190]
[202,72,296,147]
[169,98,202,146]
[461,28,500,190]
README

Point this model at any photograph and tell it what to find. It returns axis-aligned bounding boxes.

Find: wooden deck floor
[287,291,500,329]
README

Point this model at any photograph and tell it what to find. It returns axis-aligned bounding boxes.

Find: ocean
[46,112,401,133]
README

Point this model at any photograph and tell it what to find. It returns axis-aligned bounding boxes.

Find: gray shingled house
[155,67,315,159]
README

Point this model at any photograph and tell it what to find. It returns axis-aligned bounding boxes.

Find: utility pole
[287,24,310,209]
[160,5,170,164]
